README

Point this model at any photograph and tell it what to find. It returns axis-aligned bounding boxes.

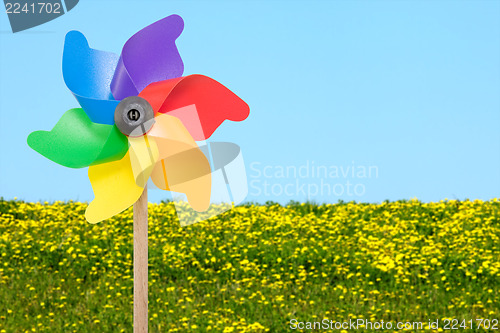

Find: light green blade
[27,108,128,168]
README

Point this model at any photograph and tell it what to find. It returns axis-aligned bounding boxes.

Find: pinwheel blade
[27,108,128,168]
[111,15,184,100]
[128,134,160,188]
[138,75,249,141]
[86,151,144,223]
[171,142,248,227]
[147,113,212,212]
[63,31,120,125]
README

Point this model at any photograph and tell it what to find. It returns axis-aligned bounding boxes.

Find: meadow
[0,198,498,332]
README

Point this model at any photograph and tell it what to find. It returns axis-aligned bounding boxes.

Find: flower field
[0,198,499,332]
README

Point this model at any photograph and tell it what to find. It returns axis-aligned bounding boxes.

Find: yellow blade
[148,114,212,212]
[86,151,144,223]
[128,134,159,188]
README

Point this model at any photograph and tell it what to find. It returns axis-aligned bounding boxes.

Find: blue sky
[1,0,499,204]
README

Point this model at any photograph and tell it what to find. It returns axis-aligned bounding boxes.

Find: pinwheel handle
[134,186,148,332]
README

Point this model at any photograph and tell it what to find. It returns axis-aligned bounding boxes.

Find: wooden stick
[134,186,148,333]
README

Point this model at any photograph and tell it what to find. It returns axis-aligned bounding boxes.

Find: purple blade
[110,15,184,100]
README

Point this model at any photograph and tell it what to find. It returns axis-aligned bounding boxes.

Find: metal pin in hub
[128,109,140,121]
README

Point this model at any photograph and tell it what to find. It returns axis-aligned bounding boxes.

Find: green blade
[27,108,128,168]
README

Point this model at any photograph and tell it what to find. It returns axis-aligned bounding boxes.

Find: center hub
[114,96,155,136]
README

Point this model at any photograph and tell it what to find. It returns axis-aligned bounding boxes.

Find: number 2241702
[443,319,498,330]
[5,2,62,14]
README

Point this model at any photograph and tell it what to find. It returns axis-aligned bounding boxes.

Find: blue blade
[63,31,120,125]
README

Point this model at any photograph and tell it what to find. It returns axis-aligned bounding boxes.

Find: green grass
[0,199,499,332]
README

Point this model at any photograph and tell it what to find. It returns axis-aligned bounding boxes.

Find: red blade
[138,74,249,141]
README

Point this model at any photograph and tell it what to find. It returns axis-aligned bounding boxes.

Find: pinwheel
[27,14,249,332]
